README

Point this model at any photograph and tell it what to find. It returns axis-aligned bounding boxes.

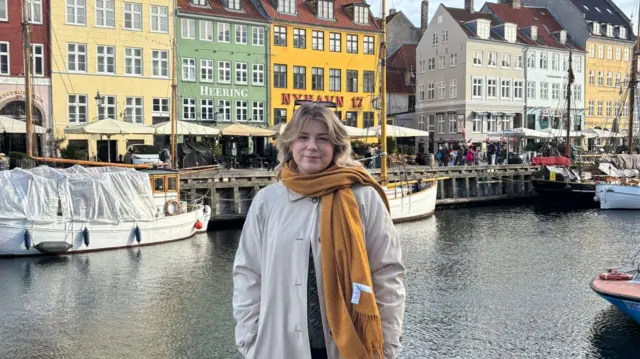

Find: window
[0,42,8,75]
[598,45,604,59]
[472,78,483,97]
[218,61,231,83]
[0,0,6,21]
[236,25,248,44]
[96,0,115,27]
[472,115,482,133]
[501,54,511,68]
[181,19,195,39]
[552,83,560,100]
[183,98,196,120]
[345,112,357,127]
[477,22,490,39]
[443,30,448,43]
[200,59,214,82]
[125,97,144,123]
[593,22,600,34]
[501,79,511,99]
[427,83,435,100]
[274,108,287,124]
[487,78,497,98]
[354,5,367,24]
[408,96,415,111]
[274,26,287,46]
[432,33,438,45]
[438,81,445,99]
[29,44,43,76]
[539,53,547,69]
[574,84,582,101]
[68,95,87,123]
[201,99,215,121]
[235,62,248,84]
[123,3,142,30]
[449,80,457,98]
[317,0,333,19]
[277,0,296,15]
[228,0,240,10]
[66,0,86,25]
[624,48,631,62]
[218,23,230,42]
[514,81,523,100]
[329,69,341,91]
[181,58,195,81]
[252,101,264,122]
[487,52,497,67]
[293,66,306,89]
[347,35,358,54]
[96,45,115,74]
[252,27,265,46]
[606,72,612,87]
[438,56,445,70]
[589,43,595,58]
[274,64,287,88]
[151,6,168,33]
[199,20,213,40]
[218,100,231,121]
[125,48,143,75]
[152,98,170,119]
[615,72,621,87]
[236,100,247,121]
[606,101,612,117]
[191,0,206,4]
[252,64,264,85]
[588,71,595,85]
[540,82,548,99]
[363,112,374,128]
[552,54,559,70]
[607,45,613,60]
[152,50,168,78]
[597,71,603,86]
[527,81,536,99]
[575,56,581,73]
[606,24,613,37]
[67,43,86,72]
[294,29,306,48]
[363,71,374,93]
[486,116,497,133]
[418,84,424,101]
[312,68,324,91]
[515,55,523,69]
[99,95,116,120]
[313,31,324,51]
[614,47,621,61]
[364,36,374,55]
[346,70,357,92]
[329,33,341,52]
[437,114,445,133]
[428,58,435,71]
[588,100,594,116]
[473,51,482,65]
[447,113,457,134]
[450,53,457,67]
[528,52,536,68]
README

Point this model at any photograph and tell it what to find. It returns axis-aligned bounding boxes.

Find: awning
[0,115,47,134]
[217,123,275,137]
[151,120,220,136]
[64,118,155,135]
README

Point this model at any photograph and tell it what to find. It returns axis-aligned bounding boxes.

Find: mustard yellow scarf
[281,163,390,359]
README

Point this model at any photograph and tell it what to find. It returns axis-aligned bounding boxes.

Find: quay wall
[180,165,541,223]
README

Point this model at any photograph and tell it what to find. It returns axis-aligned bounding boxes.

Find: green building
[176,0,269,127]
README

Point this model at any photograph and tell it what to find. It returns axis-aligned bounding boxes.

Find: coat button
[311,197,319,203]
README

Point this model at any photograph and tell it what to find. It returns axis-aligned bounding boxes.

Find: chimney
[389,8,396,14]
[465,0,474,14]
[512,0,521,8]
[420,1,428,33]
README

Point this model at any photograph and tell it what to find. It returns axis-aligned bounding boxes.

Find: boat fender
[599,270,634,281]
[134,226,142,243]
[165,200,180,216]
[24,230,31,250]
[593,196,599,202]
[83,227,90,247]
[195,221,203,230]
[34,241,73,254]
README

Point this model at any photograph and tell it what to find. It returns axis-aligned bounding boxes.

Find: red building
[0,0,52,154]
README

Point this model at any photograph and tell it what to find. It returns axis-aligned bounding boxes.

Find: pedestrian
[232,103,406,359]
[267,138,278,171]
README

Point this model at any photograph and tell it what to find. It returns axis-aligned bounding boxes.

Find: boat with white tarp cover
[0,165,210,257]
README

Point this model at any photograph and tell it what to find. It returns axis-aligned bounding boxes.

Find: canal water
[1,205,640,359]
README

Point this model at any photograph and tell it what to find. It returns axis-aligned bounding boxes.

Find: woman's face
[291,120,334,175]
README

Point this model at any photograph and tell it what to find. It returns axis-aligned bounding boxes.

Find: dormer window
[560,30,567,44]
[531,26,537,41]
[619,27,627,39]
[504,24,517,43]
[476,20,490,40]
[191,0,207,5]
[317,0,333,19]
[592,22,600,35]
[606,24,613,37]
[353,5,368,24]
[227,0,241,10]
[277,0,295,15]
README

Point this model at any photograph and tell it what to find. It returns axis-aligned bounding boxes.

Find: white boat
[0,166,210,257]
[595,182,640,209]
[386,179,438,223]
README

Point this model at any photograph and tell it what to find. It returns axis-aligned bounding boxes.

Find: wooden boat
[591,267,640,326]
[530,158,598,208]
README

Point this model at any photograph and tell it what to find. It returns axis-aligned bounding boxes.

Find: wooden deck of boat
[591,278,640,300]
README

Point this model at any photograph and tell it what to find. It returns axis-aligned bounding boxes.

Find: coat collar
[286,188,306,202]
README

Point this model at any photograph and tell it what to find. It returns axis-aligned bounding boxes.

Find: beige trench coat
[232,181,406,359]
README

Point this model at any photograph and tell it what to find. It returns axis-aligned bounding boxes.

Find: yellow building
[583,26,634,132]
[50,0,173,161]
[259,0,380,128]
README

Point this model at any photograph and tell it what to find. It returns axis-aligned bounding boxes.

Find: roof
[386,44,415,94]
[257,0,379,31]
[486,3,583,51]
[177,0,269,23]
[569,0,635,41]
[444,6,523,44]
[386,11,400,23]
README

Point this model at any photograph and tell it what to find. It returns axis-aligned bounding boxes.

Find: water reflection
[588,308,640,359]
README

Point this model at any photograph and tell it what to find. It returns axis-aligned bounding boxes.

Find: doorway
[97,139,117,162]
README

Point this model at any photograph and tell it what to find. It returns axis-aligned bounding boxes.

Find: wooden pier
[180,165,540,222]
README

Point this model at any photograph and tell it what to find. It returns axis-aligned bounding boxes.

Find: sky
[367,0,638,30]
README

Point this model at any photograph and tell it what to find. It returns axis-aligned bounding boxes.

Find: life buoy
[165,200,181,216]
[599,270,634,281]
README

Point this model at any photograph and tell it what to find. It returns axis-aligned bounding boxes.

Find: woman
[232,103,406,359]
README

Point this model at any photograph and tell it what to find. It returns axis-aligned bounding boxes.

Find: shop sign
[0,90,44,103]
[200,86,249,98]
[280,93,364,108]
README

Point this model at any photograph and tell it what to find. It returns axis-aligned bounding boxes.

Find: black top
[307,249,326,349]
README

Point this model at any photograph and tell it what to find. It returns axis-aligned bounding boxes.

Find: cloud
[367,0,637,31]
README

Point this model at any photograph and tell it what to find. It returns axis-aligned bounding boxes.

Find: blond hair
[275,103,362,178]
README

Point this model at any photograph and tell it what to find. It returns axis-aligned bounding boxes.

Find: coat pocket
[237,329,258,358]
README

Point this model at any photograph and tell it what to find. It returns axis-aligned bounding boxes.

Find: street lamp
[95,90,104,120]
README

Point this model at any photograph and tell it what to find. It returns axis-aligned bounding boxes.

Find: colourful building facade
[258,0,381,128]
[50,0,173,161]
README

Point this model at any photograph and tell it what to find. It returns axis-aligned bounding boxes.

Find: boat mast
[565,49,573,158]
[379,0,388,186]
[22,0,33,158]
[171,38,177,168]
[627,10,640,153]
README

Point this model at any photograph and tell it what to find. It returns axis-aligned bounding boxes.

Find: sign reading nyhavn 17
[200,86,249,98]
[281,94,364,108]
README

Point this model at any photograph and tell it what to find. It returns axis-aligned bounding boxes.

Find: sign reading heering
[200,86,249,98]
